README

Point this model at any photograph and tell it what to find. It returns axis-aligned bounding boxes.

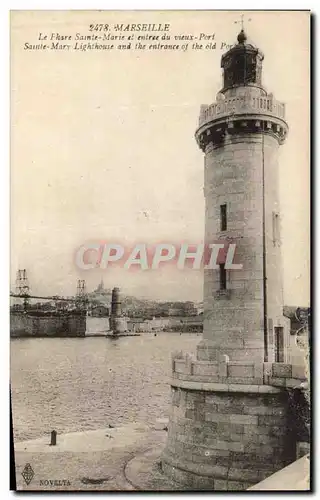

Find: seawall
[10,312,86,337]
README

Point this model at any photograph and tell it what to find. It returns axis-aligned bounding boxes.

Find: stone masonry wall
[10,312,86,337]
[202,133,289,363]
[161,354,308,490]
[263,135,290,361]
[161,387,294,491]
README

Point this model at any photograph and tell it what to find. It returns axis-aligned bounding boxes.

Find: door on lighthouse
[275,327,284,362]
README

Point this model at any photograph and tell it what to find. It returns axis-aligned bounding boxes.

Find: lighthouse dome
[220,29,264,92]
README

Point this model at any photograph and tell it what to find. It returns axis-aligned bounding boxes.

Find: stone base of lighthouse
[109,316,127,334]
[160,351,307,490]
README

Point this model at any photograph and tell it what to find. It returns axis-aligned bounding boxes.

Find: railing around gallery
[198,96,286,127]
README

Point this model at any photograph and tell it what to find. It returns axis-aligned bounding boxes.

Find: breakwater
[10,311,86,337]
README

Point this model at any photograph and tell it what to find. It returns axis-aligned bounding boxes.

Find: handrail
[199,96,286,127]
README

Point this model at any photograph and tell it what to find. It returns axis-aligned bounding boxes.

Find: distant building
[284,306,310,365]
[10,303,24,312]
[127,315,203,333]
[93,278,109,296]
[96,278,105,293]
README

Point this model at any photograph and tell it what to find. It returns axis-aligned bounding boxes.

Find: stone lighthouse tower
[109,287,127,334]
[161,29,307,490]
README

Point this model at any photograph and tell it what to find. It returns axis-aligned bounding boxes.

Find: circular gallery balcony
[195,94,288,150]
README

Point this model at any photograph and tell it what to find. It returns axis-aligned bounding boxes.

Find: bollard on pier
[50,430,57,446]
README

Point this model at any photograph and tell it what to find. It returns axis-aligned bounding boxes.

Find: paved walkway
[14,422,310,491]
[14,422,182,491]
[248,455,310,491]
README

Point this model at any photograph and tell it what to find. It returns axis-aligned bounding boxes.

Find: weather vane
[234,14,251,31]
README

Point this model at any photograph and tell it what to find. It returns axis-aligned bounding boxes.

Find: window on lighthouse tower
[272,211,280,245]
[220,204,227,231]
[219,264,227,290]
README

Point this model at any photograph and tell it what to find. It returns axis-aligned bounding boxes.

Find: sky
[10,10,310,304]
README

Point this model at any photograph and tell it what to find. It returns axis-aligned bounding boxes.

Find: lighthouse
[160,28,307,491]
[197,28,290,365]
[109,287,127,334]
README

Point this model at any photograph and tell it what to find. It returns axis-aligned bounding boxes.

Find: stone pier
[161,353,308,490]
